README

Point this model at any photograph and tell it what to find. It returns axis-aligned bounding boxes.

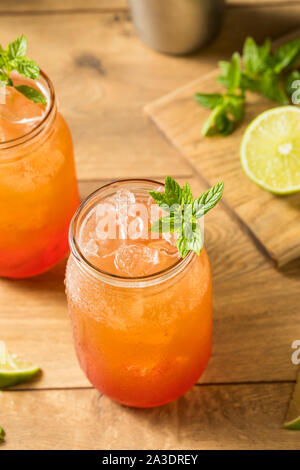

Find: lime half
[0,341,40,388]
[283,370,300,430]
[241,106,300,194]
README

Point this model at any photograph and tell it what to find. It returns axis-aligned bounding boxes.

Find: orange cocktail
[65,179,212,408]
[0,72,79,278]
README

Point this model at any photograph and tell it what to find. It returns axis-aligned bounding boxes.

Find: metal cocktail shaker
[128,0,225,55]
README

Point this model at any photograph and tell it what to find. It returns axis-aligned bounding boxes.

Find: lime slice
[283,370,300,430]
[0,341,40,388]
[240,106,300,194]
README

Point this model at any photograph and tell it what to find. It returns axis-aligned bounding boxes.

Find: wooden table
[1,0,300,450]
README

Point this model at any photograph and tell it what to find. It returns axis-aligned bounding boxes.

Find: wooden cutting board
[145,30,300,267]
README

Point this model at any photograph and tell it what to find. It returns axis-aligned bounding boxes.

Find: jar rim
[0,69,56,150]
[69,178,195,288]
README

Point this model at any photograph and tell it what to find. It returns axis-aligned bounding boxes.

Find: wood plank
[285,367,300,427]
[0,0,297,13]
[1,382,299,449]
[145,28,300,266]
[1,177,299,390]
[0,0,128,12]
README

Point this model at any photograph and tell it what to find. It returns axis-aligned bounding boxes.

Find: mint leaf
[227,94,244,121]
[201,96,244,137]
[215,108,235,136]
[16,58,39,79]
[243,37,261,74]
[176,236,189,258]
[0,54,6,70]
[217,53,241,92]
[148,190,168,207]
[240,72,260,91]
[164,176,182,207]
[183,223,202,256]
[193,181,224,217]
[181,182,193,204]
[149,215,176,233]
[149,178,224,258]
[0,71,6,84]
[7,35,27,59]
[258,72,289,104]
[194,93,223,110]
[243,37,271,75]
[273,39,300,73]
[0,426,5,443]
[202,104,235,137]
[227,52,241,93]
[257,38,272,70]
[148,191,177,214]
[15,85,46,104]
[217,60,230,87]
[201,104,225,136]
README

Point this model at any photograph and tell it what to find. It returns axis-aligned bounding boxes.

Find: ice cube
[115,189,135,214]
[148,237,178,258]
[114,189,136,239]
[79,205,118,260]
[78,206,97,246]
[0,85,47,141]
[97,238,120,258]
[95,201,116,221]
[127,216,145,240]
[114,244,159,277]
[127,201,149,240]
[83,238,99,257]
[95,202,117,240]
[82,233,120,260]
[162,231,178,247]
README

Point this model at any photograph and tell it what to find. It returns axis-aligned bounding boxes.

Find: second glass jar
[0,71,80,278]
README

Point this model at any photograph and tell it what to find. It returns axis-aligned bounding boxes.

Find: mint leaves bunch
[195,36,300,136]
[149,177,224,258]
[0,35,46,104]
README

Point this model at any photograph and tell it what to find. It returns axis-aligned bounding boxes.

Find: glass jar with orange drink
[65,178,223,407]
[0,36,79,278]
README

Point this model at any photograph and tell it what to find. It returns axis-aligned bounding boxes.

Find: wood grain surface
[0,0,128,12]
[0,0,300,450]
[1,382,299,450]
[145,30,300,266]
[0,0,296,13]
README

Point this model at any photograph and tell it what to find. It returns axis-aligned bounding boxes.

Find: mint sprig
[149,177,224,258]
[195,36,300,137]
[195,53,244,136]
[0,35,46,105]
